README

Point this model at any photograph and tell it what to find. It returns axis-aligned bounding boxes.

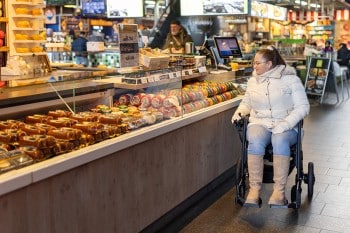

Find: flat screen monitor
[106,0,144,18]
[82,0,106,17]
[180,0,248,16]
[213,36,242,58]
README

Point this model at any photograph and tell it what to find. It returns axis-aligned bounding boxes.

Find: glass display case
[0,63,248,177]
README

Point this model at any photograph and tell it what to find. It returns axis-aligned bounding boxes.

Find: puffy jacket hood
[253,65,297,83]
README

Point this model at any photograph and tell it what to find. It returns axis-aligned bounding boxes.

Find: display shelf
[11,52,46,56]
[95,68,208,90]
[0,46,9,52]
[13,40,46,43]
[7,0,46,57]
[12,2,45,6]
[306,21,335,43]
[12,15,45,19]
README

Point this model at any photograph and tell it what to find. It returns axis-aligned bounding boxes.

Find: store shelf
[8,0,46,57]
[13,40,46,43]
[0,17,8,23]
[12,52,46,56]
[12,27,45,31]
[12,2,45,7]
[0,46,9,52]
[12,15,45,19]
[95,69,208,90]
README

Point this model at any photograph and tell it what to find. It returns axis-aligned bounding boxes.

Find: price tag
[154,74,160,82]
[176,71,181,77]
[198,66,207,73]
[141,77,148,84]
[148,76,155,82]
[188,69,193,75]
[168,73,174,79]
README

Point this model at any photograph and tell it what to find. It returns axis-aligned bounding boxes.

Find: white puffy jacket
[233,65,310,133]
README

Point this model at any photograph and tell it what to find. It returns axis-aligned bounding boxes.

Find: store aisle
[179,94,350,233]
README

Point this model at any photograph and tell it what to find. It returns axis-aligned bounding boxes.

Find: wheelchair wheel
[291,185,296,203]
[307,162,315,199]
[291,185,302,208]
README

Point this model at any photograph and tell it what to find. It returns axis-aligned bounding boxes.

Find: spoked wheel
[307,162,315,200]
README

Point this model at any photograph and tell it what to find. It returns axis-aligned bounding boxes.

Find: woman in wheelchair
[231,46,310,207]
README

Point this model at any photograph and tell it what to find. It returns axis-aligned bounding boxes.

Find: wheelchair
[233,114,315,209]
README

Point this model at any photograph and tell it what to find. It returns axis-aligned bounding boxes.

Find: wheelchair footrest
[243,198,262,208]
[269,202,289,209]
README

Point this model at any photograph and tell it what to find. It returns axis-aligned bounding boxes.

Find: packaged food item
[16,47,30,53]
[15,8,29,15]
[16,20,31,28]
[0,155,16,174]
[7,149,34,168]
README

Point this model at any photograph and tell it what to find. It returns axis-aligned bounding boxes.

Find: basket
[139,49,169,69]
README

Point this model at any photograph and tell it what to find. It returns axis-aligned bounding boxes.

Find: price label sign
[198,66,207,73]
[141,77,148,84]
[154,75,160,82]
[148,76,155,82]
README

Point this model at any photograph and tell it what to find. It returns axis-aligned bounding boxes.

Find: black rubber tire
[291,185,297,203]
[307,162,315,200]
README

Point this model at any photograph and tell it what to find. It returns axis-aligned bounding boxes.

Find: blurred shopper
[303,40,321,56]
[337,43,350,79]
[337,43,350,66]
[72,31,88,66]
[162,20,193,53]
[322,40,333,54]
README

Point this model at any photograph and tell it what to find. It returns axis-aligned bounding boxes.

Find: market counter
[0,97,242,233]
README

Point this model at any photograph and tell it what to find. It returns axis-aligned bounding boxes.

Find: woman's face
[253,53,272,75]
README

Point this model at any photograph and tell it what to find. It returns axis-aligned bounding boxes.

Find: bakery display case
[0,65,246,172]
[0,64,247,232]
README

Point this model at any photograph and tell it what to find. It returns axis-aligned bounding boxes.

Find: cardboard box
[87,42,105,52]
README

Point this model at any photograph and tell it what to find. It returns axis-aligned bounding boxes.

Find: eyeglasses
[252,61,267,66]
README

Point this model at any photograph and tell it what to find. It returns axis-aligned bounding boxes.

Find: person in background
[231,46,310,207]
[162,20,193,53]
[303,39,321,56]
[72,31,88,66]
[337,43,350,67]
[322,40,333,54]
[68,29,76,40]
[337,43,350,79]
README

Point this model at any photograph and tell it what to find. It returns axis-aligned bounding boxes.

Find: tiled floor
[180,93,350,233]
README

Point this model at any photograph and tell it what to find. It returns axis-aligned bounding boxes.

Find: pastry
[98,114,122,125]
[20,124,46,135]
[47,110,73,119]
[20,146,44,160]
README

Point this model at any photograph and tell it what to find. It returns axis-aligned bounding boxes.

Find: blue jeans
[247,124,297,156]
[76,56,88,66]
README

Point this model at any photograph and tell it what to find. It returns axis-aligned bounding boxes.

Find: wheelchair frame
[234,115,315,209]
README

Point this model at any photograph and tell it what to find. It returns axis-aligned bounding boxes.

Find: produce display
[0,80,245,175]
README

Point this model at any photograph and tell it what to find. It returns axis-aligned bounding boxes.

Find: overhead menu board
[250,0,287,21]
[180,0,248,16]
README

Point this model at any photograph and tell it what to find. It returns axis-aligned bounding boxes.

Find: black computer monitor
[213,36,242,58]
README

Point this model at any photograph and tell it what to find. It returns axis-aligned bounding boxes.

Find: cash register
[200,36,243,72]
